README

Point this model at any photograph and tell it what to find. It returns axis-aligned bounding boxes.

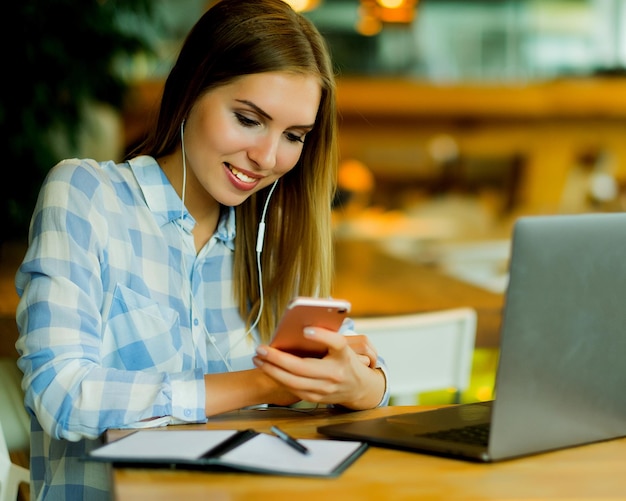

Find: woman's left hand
[252,327,386,410]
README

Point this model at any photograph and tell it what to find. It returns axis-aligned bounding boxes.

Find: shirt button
[193,318,199,326]
[184,409,192,417]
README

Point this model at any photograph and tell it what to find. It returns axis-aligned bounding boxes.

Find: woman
[15,0,388,499]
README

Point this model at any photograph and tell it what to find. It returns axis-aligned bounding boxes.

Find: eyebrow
[235,99,316,130]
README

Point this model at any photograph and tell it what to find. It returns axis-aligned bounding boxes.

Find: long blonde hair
[134,0,338,342]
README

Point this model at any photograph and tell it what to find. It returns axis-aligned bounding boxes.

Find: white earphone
[179,120,278,370]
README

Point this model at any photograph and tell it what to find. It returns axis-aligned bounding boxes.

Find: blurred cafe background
[4,0,626,428]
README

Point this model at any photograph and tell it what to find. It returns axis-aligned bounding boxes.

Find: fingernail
[303,327,316,337]
[256,346,268,356]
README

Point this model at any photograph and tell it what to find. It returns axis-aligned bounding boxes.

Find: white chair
[0,359,30,455]
[354,307,477,405]
[0,418,29,501]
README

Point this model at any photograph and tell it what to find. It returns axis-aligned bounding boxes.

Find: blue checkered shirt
[14,156,265,500]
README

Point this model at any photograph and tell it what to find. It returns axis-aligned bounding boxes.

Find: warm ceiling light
[360,0,418,24]
[356,1,383,36]
[356,12,382,36]
[377,0,404,8]
[283,0,322,12]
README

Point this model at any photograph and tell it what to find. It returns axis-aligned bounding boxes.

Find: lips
[227,164,256,183]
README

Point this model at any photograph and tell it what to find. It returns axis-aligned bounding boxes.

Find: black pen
[270,425,310,455]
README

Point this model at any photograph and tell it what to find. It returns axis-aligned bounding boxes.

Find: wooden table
[333,239,504,347]
[111,405,626,500]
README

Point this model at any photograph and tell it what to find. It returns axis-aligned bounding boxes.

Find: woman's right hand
[203,369,300,416]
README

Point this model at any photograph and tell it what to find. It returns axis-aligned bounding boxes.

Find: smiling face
[173,71,321,212]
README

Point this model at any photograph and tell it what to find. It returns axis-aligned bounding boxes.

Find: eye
[285,131,305,144]
[235,113,260,128]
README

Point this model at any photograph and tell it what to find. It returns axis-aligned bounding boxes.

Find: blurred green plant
[1,0,155,244]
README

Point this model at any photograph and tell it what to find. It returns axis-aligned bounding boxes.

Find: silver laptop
[319,213,626,462]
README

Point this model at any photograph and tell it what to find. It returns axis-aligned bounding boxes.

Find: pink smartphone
[269,296,351,358]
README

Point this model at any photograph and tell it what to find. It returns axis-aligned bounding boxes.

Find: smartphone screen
[269,297,351,358]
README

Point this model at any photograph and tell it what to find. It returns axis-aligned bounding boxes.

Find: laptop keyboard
[419,422,491,446]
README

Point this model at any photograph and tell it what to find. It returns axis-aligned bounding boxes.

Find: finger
[304,329,378,367]
[345,335,378,367]
[357,354,372,366]
[253,354,335,401]
[255,344,327,378]
[303,327,348,353]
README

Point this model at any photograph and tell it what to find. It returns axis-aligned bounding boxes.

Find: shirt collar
[215,205,236,251]
[128,155,236,249]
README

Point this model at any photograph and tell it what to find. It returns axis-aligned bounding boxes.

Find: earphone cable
[235,179,278,344]
[178,121,277,369]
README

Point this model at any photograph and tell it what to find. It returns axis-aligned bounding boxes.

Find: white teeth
[230,166,256,183]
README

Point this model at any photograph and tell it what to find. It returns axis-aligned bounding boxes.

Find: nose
[248,133,279,171]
